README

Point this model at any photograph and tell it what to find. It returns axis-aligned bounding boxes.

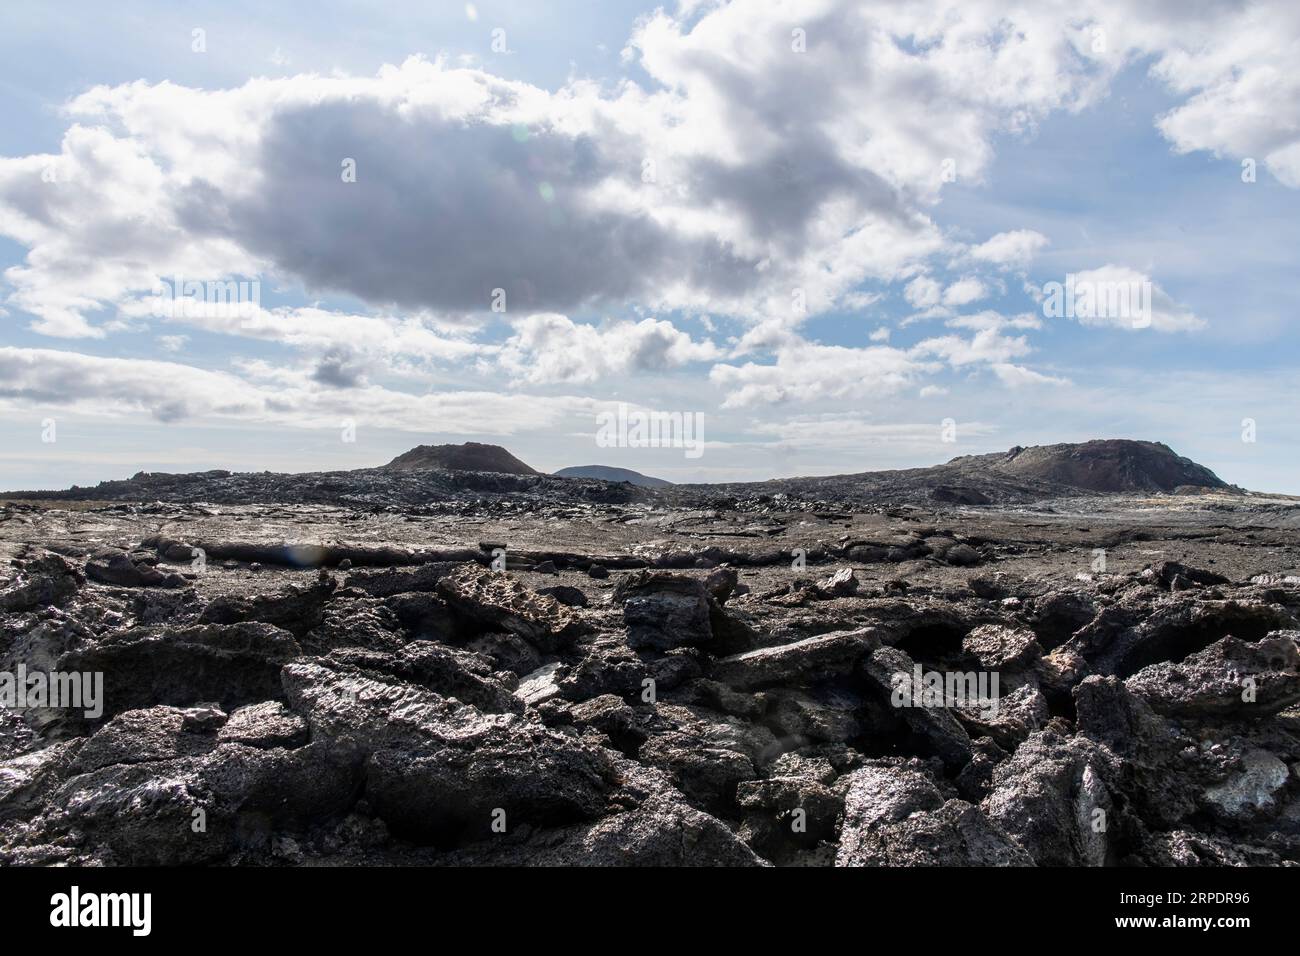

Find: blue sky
[1,0,1297,492]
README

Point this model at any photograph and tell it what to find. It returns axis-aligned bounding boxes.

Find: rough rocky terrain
[1,439,1299,866]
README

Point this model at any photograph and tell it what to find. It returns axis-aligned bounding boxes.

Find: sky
[1,0,1297,492]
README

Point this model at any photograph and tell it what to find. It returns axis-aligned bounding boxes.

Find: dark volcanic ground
[2,461,1300,865]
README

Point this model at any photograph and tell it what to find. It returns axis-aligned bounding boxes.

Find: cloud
[0,0,1284,464]
[913,327,1032,367]
[116,299,485,377]
[969,229,1049,268]
[0,346,261,423]
[1,0,1274,349]
[311,347,368,389]
[497,313,721,384]
[748,414,998,450]
[991,363,1070,387]
[942,277,987,307]
[0,347,594,434]
[1,0,1174,340]
[904,276,942,310]
[840,291,884,311]
[710,340,936,408]
[711,317,1067,407]
[1045,265,1205,332]
[947,310,1041,332]
[629,1,1117,199]
[1143,2,1300,187]
[0,49,947,338]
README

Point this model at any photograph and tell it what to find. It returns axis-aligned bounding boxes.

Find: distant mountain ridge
[682,438,1235,507]
[553,465,673,488]
[2,439,1244,506]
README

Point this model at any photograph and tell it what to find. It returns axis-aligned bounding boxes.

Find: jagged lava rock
[836,762,1032,867]
[1125,632,1300,718]
[436,564,582,652]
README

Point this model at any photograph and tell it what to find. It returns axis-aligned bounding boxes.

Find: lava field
[2,473,1298,866]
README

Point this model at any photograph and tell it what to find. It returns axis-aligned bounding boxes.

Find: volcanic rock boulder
[962,624,1044,671]
[836,762,1032,867]
[1070,598,1295,678]
[1033,646,1090,709]
[555,635,650,702]
[152,536,202,562]
[442,759,765,866]
[710,628,880,690]
[763,686,865,745]
[322,642,523,715]
[1124,632,1300,718]
[344,562,452,597]
[858,646,973,772]
[615,571,713,652]
[280,660,615,846]
[637,703,780,814]
[0,552,84,612]
[217,701,308,749]
[1202,749,1290,820]
[568,695,646,755]
[943,543,982,567]
[1145,561,1230,591]
[1073,675,1199,828]
[704,566,740,604]
[812,567,859,599]
[0,741,82,823]
[47,756,224,865]
[199,579,336,637]
[364,742,611,848]
[305,595,406,654]
[85,548,187,589]
[537,585,588,608]
[1139,830,1267,866]
[514,662,566,707]
[1026,590,1097,648]
[22,702,360,865]
[383,592,461,643]
[981,728,1117,866]
[49,740,360,865]
[57,622,301,721]
[952,682,1049,750]
[436,565,582,652]
[1074,670,1292,832]
[736,774,843,862]
[468,632,543,677]
[844,542,890,563]
[71,705,223,772]
[446,792,768,865]
[0,708,36,763]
